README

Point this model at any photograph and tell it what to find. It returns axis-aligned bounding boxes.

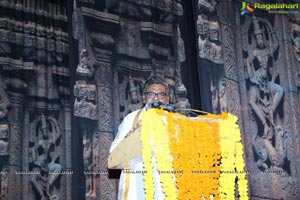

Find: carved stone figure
[211,78,227,113]
[291,23,300,62]
[0,167,8,199]
[0,77,10,119]
[253,125,287,175]
[30,115,62,200]
[76,49,95,77]
[127,76,143,113]
[83,133,99,197]
[244,16,289,175]
[246,16,283,140]
[0,124,9,156]
[83,134,93,196]
[74,81,98,120]
[197,14,222,64]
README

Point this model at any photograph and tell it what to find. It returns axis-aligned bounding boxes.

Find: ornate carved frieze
[0,1,70,200]
[105,0,182,22]
[80,7,120,35]
[116,21,150,59]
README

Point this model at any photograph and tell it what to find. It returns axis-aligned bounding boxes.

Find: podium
[108,108,249,200]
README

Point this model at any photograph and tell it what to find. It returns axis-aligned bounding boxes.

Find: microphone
[145,102,200,117]
[145,102,176,112]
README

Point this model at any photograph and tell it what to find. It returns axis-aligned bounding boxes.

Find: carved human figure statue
[30,115,62,200]
[247,16,284,140]
[291,23,300,62]
[76,49,95,77]
[83,134,93,196]
[1,168,8,199]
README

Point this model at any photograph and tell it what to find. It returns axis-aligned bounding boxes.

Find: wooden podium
[108,125,142,169]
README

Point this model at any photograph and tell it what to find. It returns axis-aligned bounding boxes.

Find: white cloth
[109,109,165,200]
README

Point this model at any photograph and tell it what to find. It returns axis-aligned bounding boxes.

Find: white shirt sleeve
[109,109,141,153]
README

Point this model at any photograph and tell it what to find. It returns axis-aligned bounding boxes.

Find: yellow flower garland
[140,111,155,199]
[140,109,248,200]
[141,109,178,199]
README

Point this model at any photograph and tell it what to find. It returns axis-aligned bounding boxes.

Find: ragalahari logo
[240,2,254,16]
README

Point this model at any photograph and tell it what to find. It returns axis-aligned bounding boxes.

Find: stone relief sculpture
[196,0,222,65]
[197,15,222,64]
[127,76,143,112]
[29,115,62,200]
[291,23,300,90]
[0,167,9,199]
[119,76,144,118]
[0,77,10,120]
[244,15,287,173]
[83,133,98,197]
[74,81,98,120]
[291,23,300,62]
[74,48,98,120]
[196,0,226,113]
[0,76,10,199]
[198,0,218,12]
[0,124,9,156]
[76,49,95,78]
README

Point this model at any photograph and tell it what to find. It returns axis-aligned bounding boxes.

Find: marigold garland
[140,109,248,200]
[140,111,155,199]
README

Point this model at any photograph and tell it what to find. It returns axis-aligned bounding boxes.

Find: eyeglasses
[145,92,168,99]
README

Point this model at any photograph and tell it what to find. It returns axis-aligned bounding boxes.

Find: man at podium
[109,76,170,200]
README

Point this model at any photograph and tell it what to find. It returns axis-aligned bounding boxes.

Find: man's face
[143,84,170,104]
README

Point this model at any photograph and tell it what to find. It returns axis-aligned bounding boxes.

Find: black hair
[143,76,170,94]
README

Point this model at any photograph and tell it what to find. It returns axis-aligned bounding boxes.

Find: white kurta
[109,109,165,200]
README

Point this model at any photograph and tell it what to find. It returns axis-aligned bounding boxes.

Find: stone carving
[211,78,227,113]
[0,77,10,119]
[126,76,143,113]
[198,0,218,12]
[291,23,300,62]
[291,23,300,89]
[83,133,99,197]
[297,73,300,90]
[29,114,62,200]
[74,48,98,120]
[197,14,222,64]
[244,16,287,174]
[148,43,170,58]
[118,75,143,118]
[76,49,95,78]
[176,26,186,63]
[0,124,9,156]
[246,16,283,139]
[253,125,287,173]
[74,80,98,120]
[0,167,9,199]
